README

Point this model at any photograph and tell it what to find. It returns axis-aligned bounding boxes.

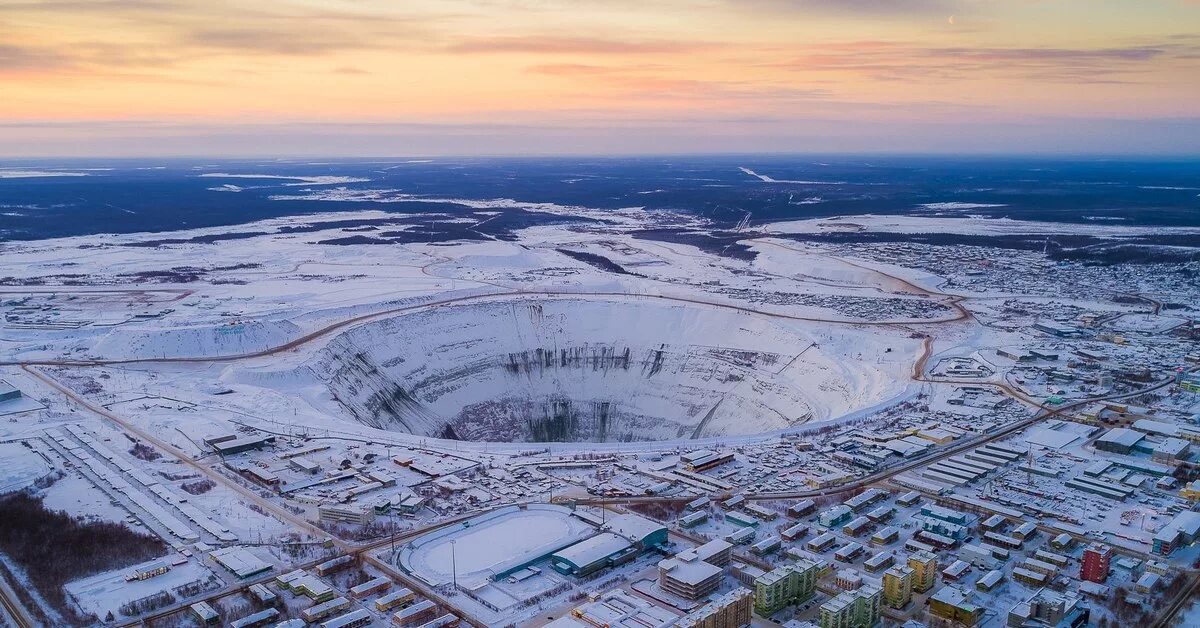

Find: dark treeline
[0,492,166,610]
[555,249,643,277]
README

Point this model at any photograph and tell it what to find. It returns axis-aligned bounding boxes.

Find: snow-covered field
[0,442,51,493]
[64,557,214,619]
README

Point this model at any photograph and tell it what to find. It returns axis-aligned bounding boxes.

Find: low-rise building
[928,586,983,627]
[547,590,677,628]
[1181,479,1200,502]
[0,380,22,403]
[190,601,219,624]
[318,503,376,526]
[819,505,853,528]
[1094,428,1146,455]
[1152,511,1200,556]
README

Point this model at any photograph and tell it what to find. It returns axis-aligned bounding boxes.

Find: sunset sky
[3,0,1199,156]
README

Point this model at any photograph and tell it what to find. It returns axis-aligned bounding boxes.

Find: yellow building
[928,586,983,627]
[1181,479,1200,502]
[908,550,938,593]
[883,565,914,609]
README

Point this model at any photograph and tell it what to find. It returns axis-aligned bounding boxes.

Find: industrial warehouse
[398,504,666,590]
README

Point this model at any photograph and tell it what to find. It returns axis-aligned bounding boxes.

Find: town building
[927,586,983,627]
[678,588,753,628]
[976,570,1004,592]
[1080,544,1113,583]
[318,503,376,526]
[550,513,669,577]
[819,505,853,528]
[546,590,677,628]
[1006,590,1088,627]
[1152,438,1191,462]
[0,380,21,403]
[1094,427,1147,455]
[659,552,724,600]
[205,433,276,456]
[210,547,272,579]
[1183,479,1200,502]
[882,565,913,609]
[754,559,819,615]
[818,583,881,628]
[190,601,219,624]
[1152,511,1200,556]
[1032,321,1083,338]
[908,551,939,593]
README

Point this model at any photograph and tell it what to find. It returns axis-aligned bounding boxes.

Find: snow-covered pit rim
[240,295,917,447]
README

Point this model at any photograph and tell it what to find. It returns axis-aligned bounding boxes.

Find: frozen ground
[0,442,51,493]
[0,202,945,448]
[64,557,214,619]
[230,296,909,442]
[398,505,595,586]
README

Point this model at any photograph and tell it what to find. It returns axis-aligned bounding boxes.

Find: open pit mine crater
[231,297,917,444]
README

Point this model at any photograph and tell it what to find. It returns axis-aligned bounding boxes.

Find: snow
[39,475,130,524]
[0,169,91,178]
[197,173,369,185]
[918,202,1008,210]
[4,172,1199,626]
[232,295,909,442]
[64,557,213,619]
[762,213,1200,237]
[92,319,302,360]
[399,505,596,586]
[737,167,846,185]
[0,442,52,493]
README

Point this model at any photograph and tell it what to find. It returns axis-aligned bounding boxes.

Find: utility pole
[451,539,457,590]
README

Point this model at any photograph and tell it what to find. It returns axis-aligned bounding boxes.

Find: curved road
[1,283,969,369]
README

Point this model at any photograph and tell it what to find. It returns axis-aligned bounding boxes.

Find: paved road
[0,568,35,628]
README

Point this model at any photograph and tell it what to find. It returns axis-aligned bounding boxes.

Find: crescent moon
[948,15,955,25]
